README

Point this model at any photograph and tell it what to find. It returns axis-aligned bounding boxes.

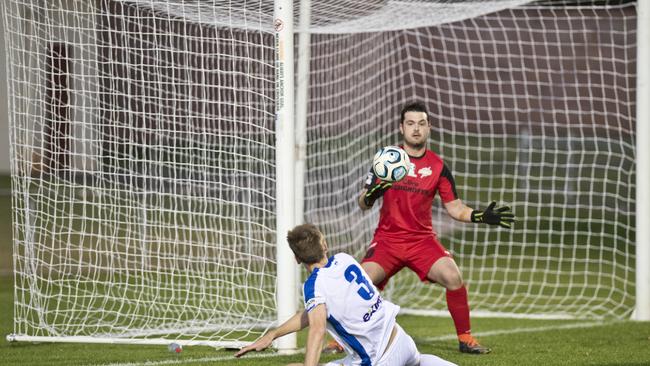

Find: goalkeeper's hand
[471,201,515,228]
[363,180,393,208]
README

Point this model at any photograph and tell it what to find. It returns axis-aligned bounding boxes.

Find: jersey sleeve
[303,272,325,313]
[437,164,459,203]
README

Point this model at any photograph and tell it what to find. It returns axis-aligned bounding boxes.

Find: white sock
[420,354,458,366]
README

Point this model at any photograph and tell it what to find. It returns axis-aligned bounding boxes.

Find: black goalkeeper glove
[363,180,393,208]
[471,201,515,229]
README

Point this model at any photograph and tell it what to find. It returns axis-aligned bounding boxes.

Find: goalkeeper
[328,102,515,355]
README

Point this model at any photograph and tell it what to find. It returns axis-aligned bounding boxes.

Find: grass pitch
[1,274,649,366]
[0,170,648,365]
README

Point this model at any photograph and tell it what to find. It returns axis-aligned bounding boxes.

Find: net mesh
[3,0,637,346]
[5,0,276,343]
[304,2,636,319]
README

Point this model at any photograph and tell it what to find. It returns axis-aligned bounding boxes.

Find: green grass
[1,271,649,366]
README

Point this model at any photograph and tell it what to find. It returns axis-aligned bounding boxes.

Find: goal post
[274,0,298,353]
[635,0,650,321]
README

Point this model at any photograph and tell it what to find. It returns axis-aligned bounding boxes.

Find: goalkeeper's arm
[438,164,514,228]
[445,199,515,229]
[358,169,392,211]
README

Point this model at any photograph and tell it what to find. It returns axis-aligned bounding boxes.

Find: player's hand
[234,332,274,358]
[363,180,393,208]
[471,201,515,228]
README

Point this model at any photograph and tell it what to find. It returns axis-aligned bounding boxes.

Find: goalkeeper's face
[400,111,430,149]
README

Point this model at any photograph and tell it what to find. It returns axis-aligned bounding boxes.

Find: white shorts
[376,323,420,366]
[324,324,419,366]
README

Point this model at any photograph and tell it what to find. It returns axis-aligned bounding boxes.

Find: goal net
[303,0,637,320]
[3,0,637,347]
[4,0,278,346]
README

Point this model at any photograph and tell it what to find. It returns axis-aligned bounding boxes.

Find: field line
[422,320,619,342]
[92,321,617,366]
[89,349,299,366]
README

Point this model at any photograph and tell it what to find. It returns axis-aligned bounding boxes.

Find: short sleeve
[303,271,325,313]
[437,164,459,203]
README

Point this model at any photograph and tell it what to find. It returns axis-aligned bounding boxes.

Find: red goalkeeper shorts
[361,235,451,290]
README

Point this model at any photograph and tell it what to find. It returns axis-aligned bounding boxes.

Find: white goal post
[634,0,650,321]
[2,0,646,351]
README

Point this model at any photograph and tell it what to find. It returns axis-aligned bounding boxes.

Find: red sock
[446,285,471,335]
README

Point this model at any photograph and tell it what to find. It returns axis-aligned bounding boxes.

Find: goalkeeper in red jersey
[328,102,514,355]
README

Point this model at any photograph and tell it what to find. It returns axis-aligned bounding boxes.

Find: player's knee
[441,272,463,289]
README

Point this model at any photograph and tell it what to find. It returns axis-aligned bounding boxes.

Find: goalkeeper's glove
[363,180,393,208]
[471,201,515,229]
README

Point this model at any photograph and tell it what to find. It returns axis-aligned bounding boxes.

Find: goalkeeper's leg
[427,256,491,354]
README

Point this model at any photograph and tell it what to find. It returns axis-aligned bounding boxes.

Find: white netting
[126,0,532,33]
[3,0,637,347]
[301,0,535,33]
[304,1,637,319]
[4,0,276,344]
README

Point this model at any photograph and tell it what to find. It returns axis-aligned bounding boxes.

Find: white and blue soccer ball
[372,146,410,182]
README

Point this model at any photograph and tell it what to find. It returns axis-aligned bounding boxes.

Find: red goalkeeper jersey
[365,148,458,241]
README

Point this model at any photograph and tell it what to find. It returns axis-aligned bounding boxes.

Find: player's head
[399,102,430,150]
[286,223,328,265]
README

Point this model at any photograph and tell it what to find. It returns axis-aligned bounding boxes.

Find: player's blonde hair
[286,223,325,265]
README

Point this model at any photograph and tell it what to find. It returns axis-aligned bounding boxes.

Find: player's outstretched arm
[234,310,309,358]
[358,167,393,210]
[303,304,328,366]
[471,201,515,229]
[443,199,474,222]
[233,329,275,358]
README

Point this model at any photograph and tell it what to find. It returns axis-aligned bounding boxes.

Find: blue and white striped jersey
[303,253,400,366]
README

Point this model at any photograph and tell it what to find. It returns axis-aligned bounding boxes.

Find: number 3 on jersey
[344,264,375,300]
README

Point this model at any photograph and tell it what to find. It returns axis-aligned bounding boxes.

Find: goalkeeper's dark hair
[287,223,325,265]
[400,102,429,124]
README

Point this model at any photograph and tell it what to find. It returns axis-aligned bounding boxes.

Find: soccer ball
[372,146,410,182]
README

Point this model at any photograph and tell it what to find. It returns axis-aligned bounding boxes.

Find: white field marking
[90,349,303,366]
[92,321,618,366]
[422,320,618,342]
